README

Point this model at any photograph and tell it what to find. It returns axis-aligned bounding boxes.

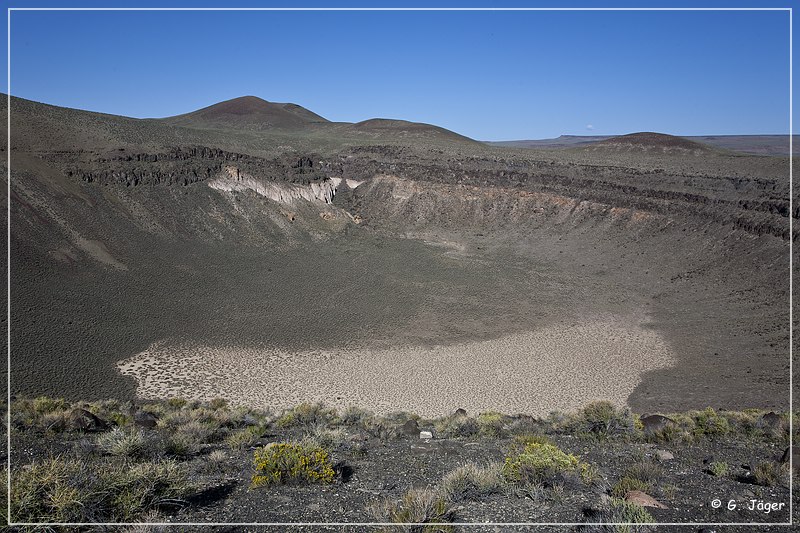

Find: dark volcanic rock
[760,411,784,430]
[68,408,108,432]
[399,419,420,437]
[133,410,159,429]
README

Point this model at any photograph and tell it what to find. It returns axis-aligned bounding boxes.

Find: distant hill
[160,95,330,131]
[487,133,798,156]
[344,118,477,143]
[586,132,713,153]
[158,95,477,145]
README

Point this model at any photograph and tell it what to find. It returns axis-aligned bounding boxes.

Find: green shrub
[166,397,187,409]
[624,460,662,485]
[573,401,637,437]
[163,432,201,457]
[209,398,228,410]
[32,396,70,415]
[611,476,651,498]
[275,403,338,429]
[608,497,655,532]
[690,408,730,438]
[225,426,261,450]
[175,420,217,443]
[707,461,729,477]
[340,406,374,427]
[39,410,71,432]
[476,412,508,438]
[752,461,789,487]
[96,428,151,459]
[509,433,553,453]
[438,462,504,502]
[11,457,190,522]
[502,441,589,486]
[434,414,480,438]
[370,487,454,530]
[251,441,335,486]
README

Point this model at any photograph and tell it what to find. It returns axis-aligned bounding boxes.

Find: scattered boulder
[655,449,674,461]
[639,414,675,434]
[419,430,434,440]
[624,490,668,509]
[760,412,785,430]
[133,410,158,429]
[780,446,799,472]
[67,408,108,432]
[453,408,468,417]
[400,419,420,437]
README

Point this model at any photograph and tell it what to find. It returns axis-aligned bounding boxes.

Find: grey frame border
[4,5,794,528]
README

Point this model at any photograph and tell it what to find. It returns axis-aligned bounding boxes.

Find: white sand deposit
[117,317,674,417]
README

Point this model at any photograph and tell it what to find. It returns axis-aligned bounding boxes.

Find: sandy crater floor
[117,315,674,417]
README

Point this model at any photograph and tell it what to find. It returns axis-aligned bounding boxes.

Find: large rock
[68,408,108,432]
[399,419,420,437]
[639,414,675,434]
[625,490,668,509]
[133,410,159,429]
[760,412,785,431]
[780,445,799,473]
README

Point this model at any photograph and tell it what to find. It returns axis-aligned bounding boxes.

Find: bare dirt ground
[118,315,674,417]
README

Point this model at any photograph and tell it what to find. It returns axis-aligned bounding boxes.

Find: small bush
[96,428,150,459]
[608,497,655,532]
[225,427,260,450]
[434,414,480,438]
[752,461,789,487]
[39,410,71,432]
[275,403,338,429]
[624,460,661,485]
[32,396,70,415]
[611,476,651,498]
[11,457,191,522]
[370,487,454,530]
[209,398,228,410]
[166,397,187,409]
[690,408,730,438]
[438,462,504,502]
[502,441,588,486]
[573,401,637,437]
[477,412,508,438]
[176,421,217,443]
[308,427,347,449]
[340,406,374,426]
[163,432,201,457]
[251,441,335,487]
[707,461,729,477]
[509,433,553,453]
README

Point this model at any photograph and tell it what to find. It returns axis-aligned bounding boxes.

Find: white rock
[419,430,433,439]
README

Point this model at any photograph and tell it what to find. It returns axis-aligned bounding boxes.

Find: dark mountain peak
[161,95,329,131]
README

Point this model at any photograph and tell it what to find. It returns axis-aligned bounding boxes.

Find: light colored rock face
[208,165,338,204]
[117,315,675,418]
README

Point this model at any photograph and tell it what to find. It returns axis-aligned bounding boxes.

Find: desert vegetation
[4,397,796,528]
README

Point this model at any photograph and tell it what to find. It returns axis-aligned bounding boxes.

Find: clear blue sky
[2,1,795,140]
